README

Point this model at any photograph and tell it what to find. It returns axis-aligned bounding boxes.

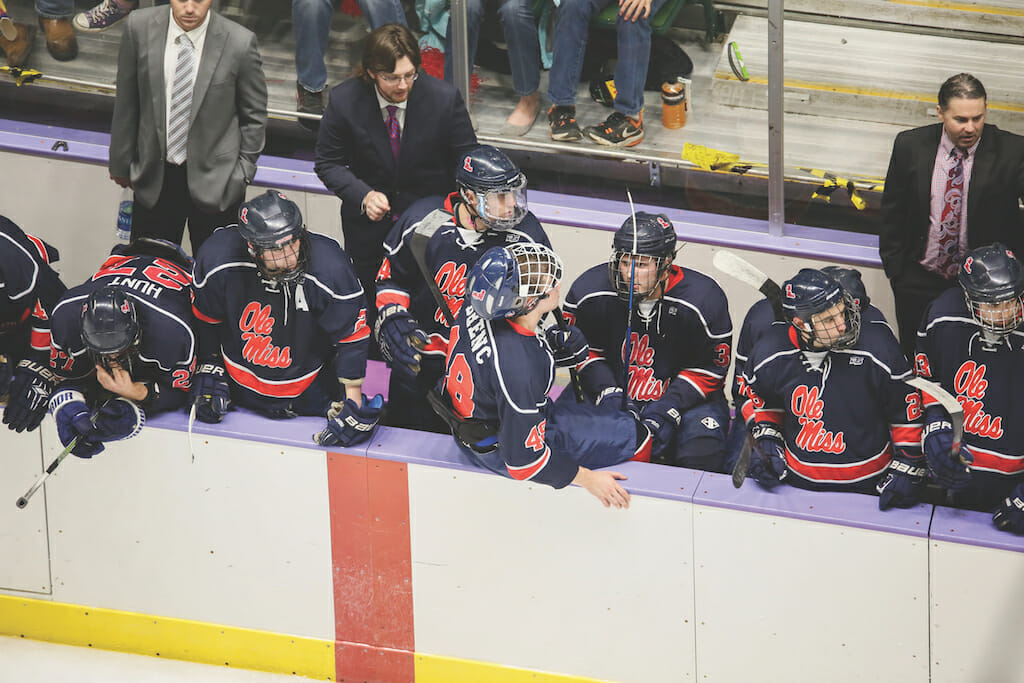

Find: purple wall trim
[930,505,1024,553]
[693,472,933,538]
[0,118,881,267]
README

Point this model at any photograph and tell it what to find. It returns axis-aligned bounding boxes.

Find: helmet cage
[468,243,564,320]
[964,291,1024,337]
[959,245,1024,341]
[247,232,310,285]
[608,250,674,301]
[793,290,861,350]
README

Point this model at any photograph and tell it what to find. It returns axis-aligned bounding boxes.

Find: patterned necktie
[935,148,966,278]
[166,34,195,165]
[386,105,400,162]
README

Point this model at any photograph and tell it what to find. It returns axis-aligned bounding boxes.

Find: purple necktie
[935,148,965,278]
[386,105,400,162]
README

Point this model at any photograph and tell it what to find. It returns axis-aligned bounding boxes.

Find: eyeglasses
[378,71,419,85]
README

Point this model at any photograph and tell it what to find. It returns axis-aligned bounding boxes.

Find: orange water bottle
[661,78,687,129]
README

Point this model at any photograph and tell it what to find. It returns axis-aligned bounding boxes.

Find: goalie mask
[237,190,309,285]
[958,243,1024,343]
[81,286,142,375]
[468,243,564,320]
[782,268,861,350]
[456,145,528,231]
[608,212,678,302]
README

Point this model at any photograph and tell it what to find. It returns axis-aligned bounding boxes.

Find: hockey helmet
[456,145,527,231]
[237,190,308,284]
[781,268,860,350]
[608,212,678,301]
[468,243,564,321]
[81,286,142,374]
[958,243,1024,340]
[820,265,870,311]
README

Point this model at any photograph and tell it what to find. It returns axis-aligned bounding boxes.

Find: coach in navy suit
[314,23,477,330]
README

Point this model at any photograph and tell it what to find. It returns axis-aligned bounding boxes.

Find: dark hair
[359,24,421,83]
[938,73,987,109]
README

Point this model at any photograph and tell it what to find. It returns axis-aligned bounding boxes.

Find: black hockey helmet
[81,286,142,374]
[781,268,860,350]
[468,243,563,320]
[456,145,527,231]
[958,243,1024,339]
[237,190,308,284]
[820,265,870,311]
[608,212,678,301]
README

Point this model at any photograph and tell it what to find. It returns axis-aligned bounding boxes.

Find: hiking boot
[38,17,77,61]
[584,111,644,147]
[296,82,324,132]
[74,0,136,33]
[0,21,34,68]
[548,105,582,142]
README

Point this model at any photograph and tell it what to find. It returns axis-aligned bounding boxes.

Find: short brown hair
[359,24,421,83]
[938,73,987,110]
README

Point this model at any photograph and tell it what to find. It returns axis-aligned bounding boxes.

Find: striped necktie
[167,33,195,165]
[386,105,400,162]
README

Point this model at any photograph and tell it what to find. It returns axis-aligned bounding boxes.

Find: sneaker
[584,111,644,147]
[73,0,135,32]
[296,82,324,132]
[548,105,582,142]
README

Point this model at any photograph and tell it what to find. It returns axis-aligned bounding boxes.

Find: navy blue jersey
[564,264,732,413]
[376,193,551,361]
[192,227,369,401]
[915,287,1024,478]
[441,303,578,489]
[49,250,194,415]
[740,322,922,488]
[0,216,66,360]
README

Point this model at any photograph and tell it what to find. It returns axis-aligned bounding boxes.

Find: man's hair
[938,73,987,109]
[359,24,421,83]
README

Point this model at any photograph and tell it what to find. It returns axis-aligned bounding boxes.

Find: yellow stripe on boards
[416,652,612,682]
[889,0,1024,17]
[0,594,335,680]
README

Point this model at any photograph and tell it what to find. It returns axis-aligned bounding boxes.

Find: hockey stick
[905,376,966,464]
[712,250,784,321]
[553,306,585,403]
[16,436,78,509]
[408,210,456,328]
[621,189,639,412]
[731,429,754,488]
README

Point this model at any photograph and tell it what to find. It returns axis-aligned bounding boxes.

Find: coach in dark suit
[314,23,477,330]
[880,73,1024,357]
[109,0,267,254]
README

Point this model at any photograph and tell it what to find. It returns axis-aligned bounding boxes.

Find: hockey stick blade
[712,250,784,320]
[905,376,965,463]
[732,431,752,488]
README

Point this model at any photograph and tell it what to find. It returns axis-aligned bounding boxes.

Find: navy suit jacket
[314,73,477,261]
[879,122,1024,288]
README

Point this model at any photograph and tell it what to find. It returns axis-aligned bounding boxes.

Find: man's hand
[362,190,391,222]
[95,364,148,401]
[619,0,652,22]
[191,361,232,423]
[314,393,385,447]
[877,449,927,510]
[749,423,788,488]
[993,483,1024,534]
[544,324,589,368]
[922,411,972,492]
[110,173,131,188]
[574,467,631,509]
[375,304,428,378]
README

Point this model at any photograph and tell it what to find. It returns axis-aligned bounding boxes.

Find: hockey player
[374,145,550,432]
[1,215,66,433]
[740,268,925,509]
[914,243,1024,532]
[562,212,733,471]
[191,190,383,448]
[435,242,652,508]
[46,239,195,457]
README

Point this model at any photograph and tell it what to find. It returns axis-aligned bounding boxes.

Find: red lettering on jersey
[562,310,576,326]
[791,385,845,453]
[31,300,48,321]
[713,343,731,368]
[623,333,666,401]
[238,302,292,368]
[953,361,988,400]
[914,352,932,378]
[435,262,468,328]
[525,421,547,452]
[953,362,1004,440]
[376,257,392,282]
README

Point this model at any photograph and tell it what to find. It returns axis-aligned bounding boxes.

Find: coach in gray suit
[109,0,267,254]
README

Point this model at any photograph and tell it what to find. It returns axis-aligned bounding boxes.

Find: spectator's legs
[35,0,77,61]
[293,0,333,93]
[499,0,541,132]
[443,0,484,84]
[610,0,666,118]
[356,0,407,29]
[74,0,136,33]
[546,0,605,108]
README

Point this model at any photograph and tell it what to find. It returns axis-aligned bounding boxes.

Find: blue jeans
[444,0,541,97]
[35,0,74,19]
[546,0,666,118]
[293,0,407,92]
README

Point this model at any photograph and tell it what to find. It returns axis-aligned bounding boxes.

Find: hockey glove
[993,483,1024,535]
[0,353,11,398]
[922,408,973,492]
[877,448,927,510]
[92,398,146,443]
[191,361,231,424]
[748,423,788,488]
[50,389,103,458]
[641,400,683,458]
[375,304,428,378]
[595,386,640,419]
[314,393,385,447]
[3,359,59,433]
[544,324,589,368]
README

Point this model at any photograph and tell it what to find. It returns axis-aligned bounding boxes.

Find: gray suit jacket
[109,7,267,213]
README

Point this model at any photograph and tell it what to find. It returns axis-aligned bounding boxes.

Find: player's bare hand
[96,364,147,401]
[575,468,631,509]
[110,174,132,188]
[618,0,651,22]
[363,191,391,222]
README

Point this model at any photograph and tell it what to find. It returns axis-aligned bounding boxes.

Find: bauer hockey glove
[544,324,589,368]
[876,448,927,510]
[922,407,972,492]
[993,483,1024,535]
[595,386,640,419]
[641,400,682,458]
[748,423,788,488]
[191,361,232,424]
[314,393,385,447]
[375,304,428,379]
[4,359,59,433]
